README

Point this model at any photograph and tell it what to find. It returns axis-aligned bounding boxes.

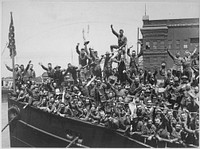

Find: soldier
[182,46,198,81]
[127,46,143,77]
[102,51,114,80]
[167,49,183,79]
[26,62,36,80]
[5,63,21,88]
[63,63,79,85]
[53,65,64,87]
[110,24,127,55]
[39,62,54,78]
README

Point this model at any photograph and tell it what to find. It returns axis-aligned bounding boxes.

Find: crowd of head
[7,25,199,147]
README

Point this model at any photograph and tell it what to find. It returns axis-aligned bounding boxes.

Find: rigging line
[87,24,90,34]
[1,42,8,56]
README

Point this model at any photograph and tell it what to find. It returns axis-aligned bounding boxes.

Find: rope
[1,43,8,56]
[1,117,15,132]
[66,137,79,148]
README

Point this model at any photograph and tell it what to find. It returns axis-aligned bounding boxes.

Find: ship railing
[10,97,198,148]
[129,133,198,148]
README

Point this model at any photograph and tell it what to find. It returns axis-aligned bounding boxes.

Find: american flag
[7,12,16,57]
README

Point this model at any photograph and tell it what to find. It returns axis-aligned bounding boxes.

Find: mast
[137,27,139,55]
[12,44,16,92]
[9,12,16,92]
[71,48,73,63]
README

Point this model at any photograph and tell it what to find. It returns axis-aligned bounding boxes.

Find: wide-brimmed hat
[60,102,65,106]
[108,75,117,84]
[54,65,61,69]
[106,51,110,55]
[174,77,179,82]
[181,75,188,79]
[55,88,62,95]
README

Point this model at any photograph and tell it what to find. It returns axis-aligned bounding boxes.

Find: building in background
[2,77,13,89]
[140,15,199,77]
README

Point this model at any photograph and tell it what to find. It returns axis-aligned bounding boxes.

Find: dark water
[1,101,10,148]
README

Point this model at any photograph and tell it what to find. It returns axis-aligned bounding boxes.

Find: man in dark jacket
[63,63,78,84]
[110,24,127,55]
[127,47,143,77]
[53,65,64,87]
[39,62,54,78]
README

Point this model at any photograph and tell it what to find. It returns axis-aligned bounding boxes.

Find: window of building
[160,56,166,62]
[151,57,157,63]
[144,57,150,64]
[190,38,199,43]
[160,40,165,49]
[153,41,157,49]
[183,39,188,49]
[146,41,150,49]
[168,40,172,49]
[176,40,180,49]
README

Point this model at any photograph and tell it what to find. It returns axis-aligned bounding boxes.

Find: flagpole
[137,27,139,55]
[10,12,16,92]
[12,46,16,92]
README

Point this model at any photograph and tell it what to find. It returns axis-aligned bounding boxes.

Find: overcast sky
[1,0,199,77]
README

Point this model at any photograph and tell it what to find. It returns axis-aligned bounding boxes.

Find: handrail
[10,98,198,148]
[66,137,79,148]
[130,133,198,148]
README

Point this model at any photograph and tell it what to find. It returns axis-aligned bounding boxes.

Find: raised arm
[120,37,127,48]
[167,49,175,60]
[191,66,198,74]
[85,53,92,60]
[191,46,198,58]
[76,43,80,55]
[89,48,96,61]
[39,62,48,71]
[5,64,13,72]
[25,60,31,72]
[124,71,133,85]
[73,66,78,70]
[32,71,36,78]
[182,122,197,134]
[84,43,89,55]
[26,87,33,97]
[111,24,119,37]
[137,48,143,58]
[63,68,69,76]
[127,47,131,57]
[112,57,120,64]
[99,55,104,63]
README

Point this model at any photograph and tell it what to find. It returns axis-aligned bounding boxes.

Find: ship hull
[8,98,150,148]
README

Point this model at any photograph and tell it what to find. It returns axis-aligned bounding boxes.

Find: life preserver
[8,106,20,121]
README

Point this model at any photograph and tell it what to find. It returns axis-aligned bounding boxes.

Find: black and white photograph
[1,0,199,148]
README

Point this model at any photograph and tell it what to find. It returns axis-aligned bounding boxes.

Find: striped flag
[7,12,16,57]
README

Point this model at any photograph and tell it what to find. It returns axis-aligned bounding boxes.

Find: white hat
[55,88,61,95]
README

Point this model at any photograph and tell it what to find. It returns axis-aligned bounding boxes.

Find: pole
[10,12,16,92]
[71,48,73,63]
[66,137,79,148]
[12,47,16,92]
[137,27,139,55]
[1,117,15,132]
